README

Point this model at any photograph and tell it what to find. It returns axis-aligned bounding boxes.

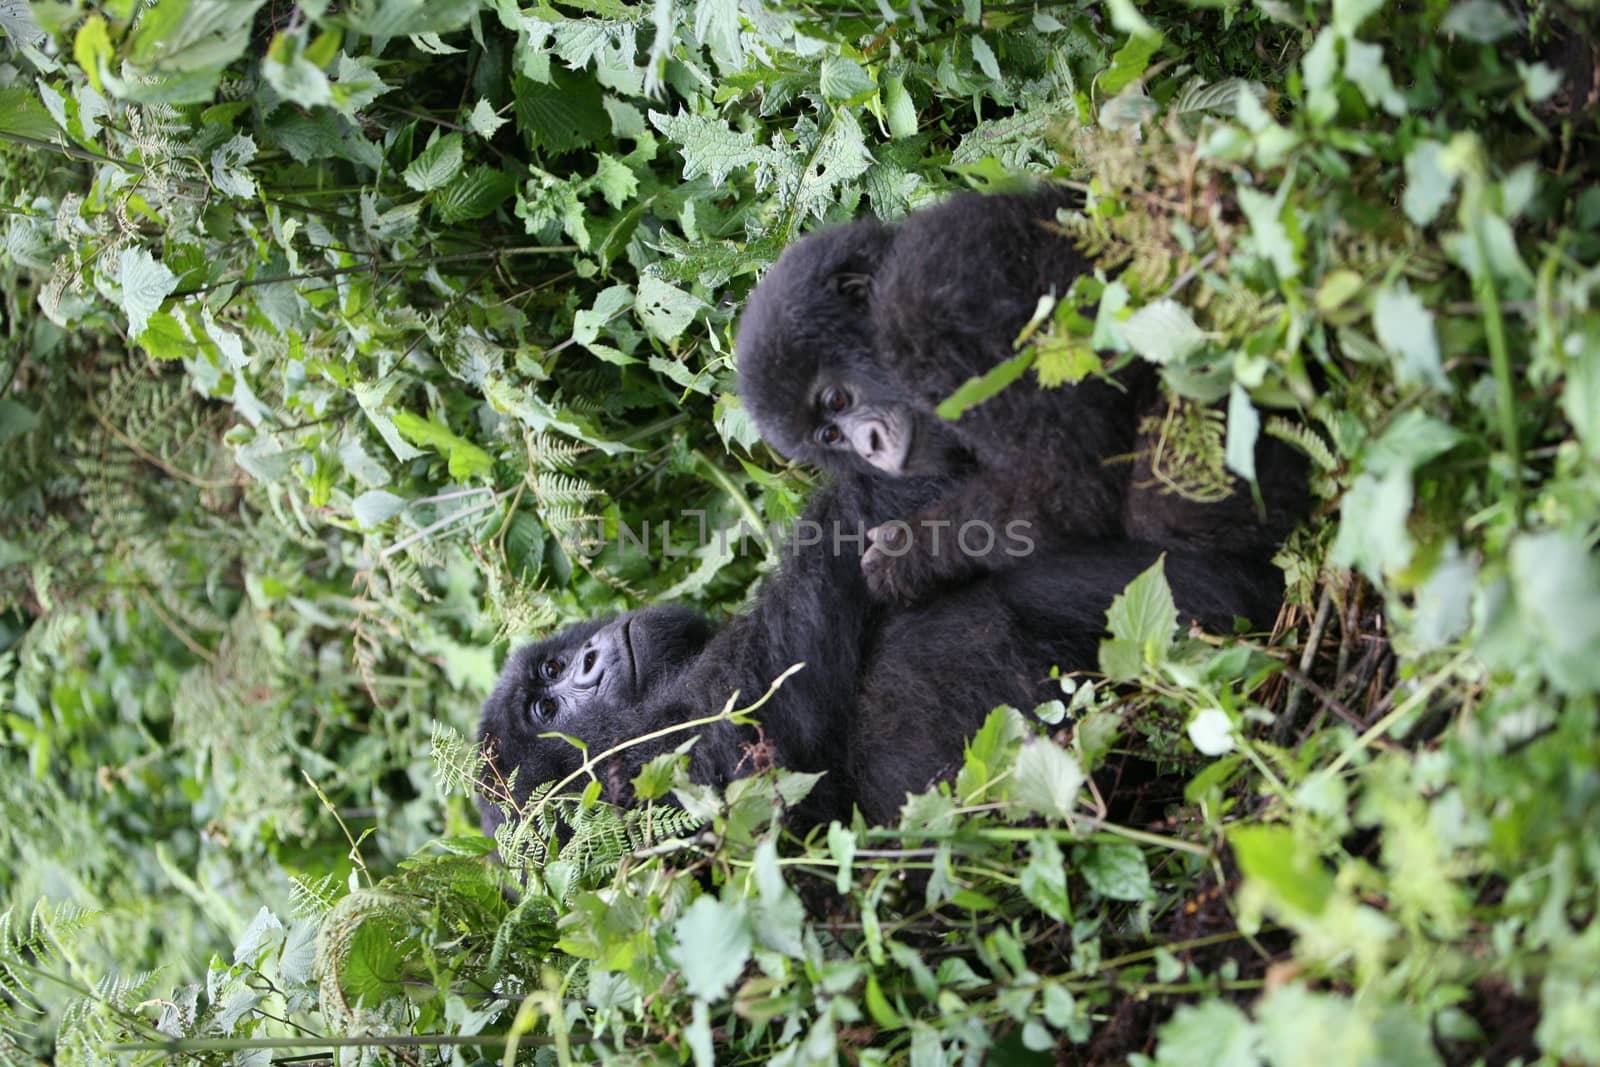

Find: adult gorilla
[477,521,1276,831]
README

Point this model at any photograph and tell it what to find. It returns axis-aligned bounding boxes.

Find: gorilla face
[737,220,964,479]
[476,605,713,834]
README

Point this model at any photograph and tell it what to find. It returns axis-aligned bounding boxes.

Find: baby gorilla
[477,543,1279,834]
[737,189,1308,605]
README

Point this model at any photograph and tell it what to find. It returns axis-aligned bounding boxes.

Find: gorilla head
[736,218,966,480]
[476,605,713,838]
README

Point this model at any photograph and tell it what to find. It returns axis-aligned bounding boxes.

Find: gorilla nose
[574,645,605,684]
[867,428,883,456]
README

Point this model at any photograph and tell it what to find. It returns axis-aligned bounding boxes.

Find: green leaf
[672,896,753,1000]
[0,399,39,445]
[344,0,480,37]
[403,131,465,193]
[591,154,638,209]
[969,36,1002,84]
[0,87,58,142]
[1020,837,1072,922]
[1509,531,1600,696]
[1402,141,1457,226]
[468,97,508,138]
[827,822,856,895]
[1119,299,1207,365]
[1441,0,1520,42]
[634,276,703,343]
[1342,40,1407,116]
[390,410,493,480]
[1100,32,1160,95]
[1101,557,1177,673]
[1229,825,1333,916]
[820,56,876,104]
[119,246,179,341]
[1332,0,1383,33]
[351,490,406,528]
[1329,469,1414,579]
[516,68,608,155]
[210,134,258,199]
[74,16,113,93]
[649,109,778,185]
[1237,186,1300,280]
[1011,739,1086,821]
[435,168,516,224]
[232,906,284,965]
[1373,284,1448,392]
[264,32,334,109]
[1362,409,1462,475]
[883,72,919,138]
[1255,986,1376,1067]
[1082,843,1152,901]
[1225,383,1259,483]
[1153,1000,1261,1067]
[935,349,1035,420]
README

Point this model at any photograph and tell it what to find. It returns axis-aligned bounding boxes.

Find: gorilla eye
[821,386,851,413]
[817,425,844,446]
[539,658,564,681]
[534,696,559,719]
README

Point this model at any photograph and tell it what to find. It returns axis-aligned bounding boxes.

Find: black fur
[478,536,1276,831]
[736,189,1309,606]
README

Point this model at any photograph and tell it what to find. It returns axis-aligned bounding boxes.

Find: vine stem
[528,663,808,820]
[1318,650,1471,779]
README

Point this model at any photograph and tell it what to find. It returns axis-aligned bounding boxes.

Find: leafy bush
[1,0,1598,1063]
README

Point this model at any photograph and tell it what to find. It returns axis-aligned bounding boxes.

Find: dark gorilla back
[848,546,1281,823]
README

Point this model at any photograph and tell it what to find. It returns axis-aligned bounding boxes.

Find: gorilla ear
[832,271,873,306]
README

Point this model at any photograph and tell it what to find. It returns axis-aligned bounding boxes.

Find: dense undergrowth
[1,0,1598,1062]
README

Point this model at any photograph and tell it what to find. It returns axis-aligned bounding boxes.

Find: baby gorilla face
[737,221,967,480]
[476,605,713,836]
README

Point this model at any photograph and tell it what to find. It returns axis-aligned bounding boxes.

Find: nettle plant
[2,0,1600,1062]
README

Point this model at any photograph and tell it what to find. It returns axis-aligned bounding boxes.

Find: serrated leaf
[352,490,406,527]
[1154,1000,1261,1067]
[210,134,258,199]
[516,68,607,155]
[1020,837,1071,921]
[332,52,392,114]
[672,896,752,1000]
[403,131,464,192]
[1373,284,1447,392]
[233,907,283,965]
[1343,39,1406,117]
[119,246,179,340]
[635,276,703,342]
[435,167,516,223]
[1120,299,1207,365]
[820,55,875,104]
[827,823,855,895]
[468,97,509,138]
[650,109,778,186]
[1329,469,1414,579]
[1082,843,1152,901]
[591,154,638,209]
[969,35,1002,83]
[1011,739,1085,821]
[1238,186,1300,280]
[344,0,479,37]
[1442,0,1520,42]
[74,15,112,92]
[1104,556,1177,659]
[1402,141,1456,226]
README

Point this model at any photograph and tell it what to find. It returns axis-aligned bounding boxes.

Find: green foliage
[2,0,1599,1062]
